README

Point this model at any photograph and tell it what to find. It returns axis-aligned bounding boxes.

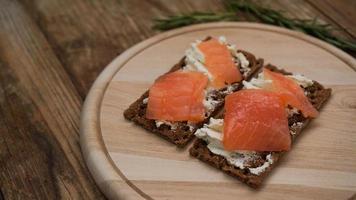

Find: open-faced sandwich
[124,36,331,188]
[124,36,263,146]
[189,65,331,188]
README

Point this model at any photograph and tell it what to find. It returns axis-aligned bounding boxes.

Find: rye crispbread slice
[123,43,263,147]
[189,64,332,188]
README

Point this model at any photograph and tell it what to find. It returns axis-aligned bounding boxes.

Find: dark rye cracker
[189,64,332,188]
[124,47,263,147]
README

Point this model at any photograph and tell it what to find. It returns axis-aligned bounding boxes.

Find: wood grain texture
[0,0,355,199]
[80,22,356,200]
[262,0,356,58]
[259,0,355,39]
[307,0,356,39]
[21,0,225,97]
[20,0,356,99]
[0,0,104,199]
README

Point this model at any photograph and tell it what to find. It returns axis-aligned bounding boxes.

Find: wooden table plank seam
[0,0,105,199]
[306,0,356,40]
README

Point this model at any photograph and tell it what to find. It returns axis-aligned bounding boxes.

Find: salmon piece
[198,39,242,88]
[223,90,291,152]
[146,71,208,122]
[263,68,318,118]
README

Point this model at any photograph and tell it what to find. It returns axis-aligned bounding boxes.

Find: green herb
[153,12,237,31]
[153,0,356,52]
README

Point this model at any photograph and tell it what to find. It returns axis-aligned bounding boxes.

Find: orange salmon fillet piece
[198,39,242,89]
[263,68,318,118]
[223,89,291,152]
[146,71,208,122]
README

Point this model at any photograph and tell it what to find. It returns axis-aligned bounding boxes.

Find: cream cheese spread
[290,122,303,135]
[203,89,220,116]
[184,40,213,81]
[236,53,250,76]
[243,71,314,89]
[287,74,314,88]
[154,120,195,131]
[243,72,271,89]
[155,120,178,130]
[223,83,239,94]
[194,118,273,175]
[248,154,273,175]
[286,107,300,117]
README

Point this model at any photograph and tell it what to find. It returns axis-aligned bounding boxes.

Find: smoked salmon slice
[198,39,242,88]
[263,68,318,118]
[223,90,291,151]
[146,71,208,122]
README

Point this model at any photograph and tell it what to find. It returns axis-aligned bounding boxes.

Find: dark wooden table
[0,0,355,199]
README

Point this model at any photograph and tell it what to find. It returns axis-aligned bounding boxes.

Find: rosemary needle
[153,12,238,31]
[153,0,356,52]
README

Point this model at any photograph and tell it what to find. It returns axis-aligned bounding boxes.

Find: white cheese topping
[286,107,300,117]
[287,74,314,88]
[236,52,250,74]
[249,154,273,175]
[218,36,227,45]
[290,122,303,135]
[154,121,195,132]
[244,71,313,89]
[218,36,237,56]
[223,83,239,94]
[194,118,273,174]
[243,72,272,89]
[142,98,148,104]
[290,130,297,135]
[155,120,178,130]
[227,44,238,57]
[184,40,214,81]
[202,88,220,116]
[187,122,196,132]
[236,53,249,69]
[207,118,224,131]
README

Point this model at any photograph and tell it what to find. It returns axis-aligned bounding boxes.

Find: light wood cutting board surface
[80,22,356,200]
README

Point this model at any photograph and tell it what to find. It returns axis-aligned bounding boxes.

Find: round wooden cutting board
[80,22,356,200]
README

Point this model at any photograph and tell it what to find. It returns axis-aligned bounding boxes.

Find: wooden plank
[249,0,356,57]
[24,0,356,97]
[0,0,104,199]
[22,0,355,99]
[306,0,356,39]
[250,0,354,40]
[22,0,225,98]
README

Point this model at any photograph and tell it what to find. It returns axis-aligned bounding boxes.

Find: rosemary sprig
[153,12,238,31]
[153,0,356,52]
[229,1,356,51]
